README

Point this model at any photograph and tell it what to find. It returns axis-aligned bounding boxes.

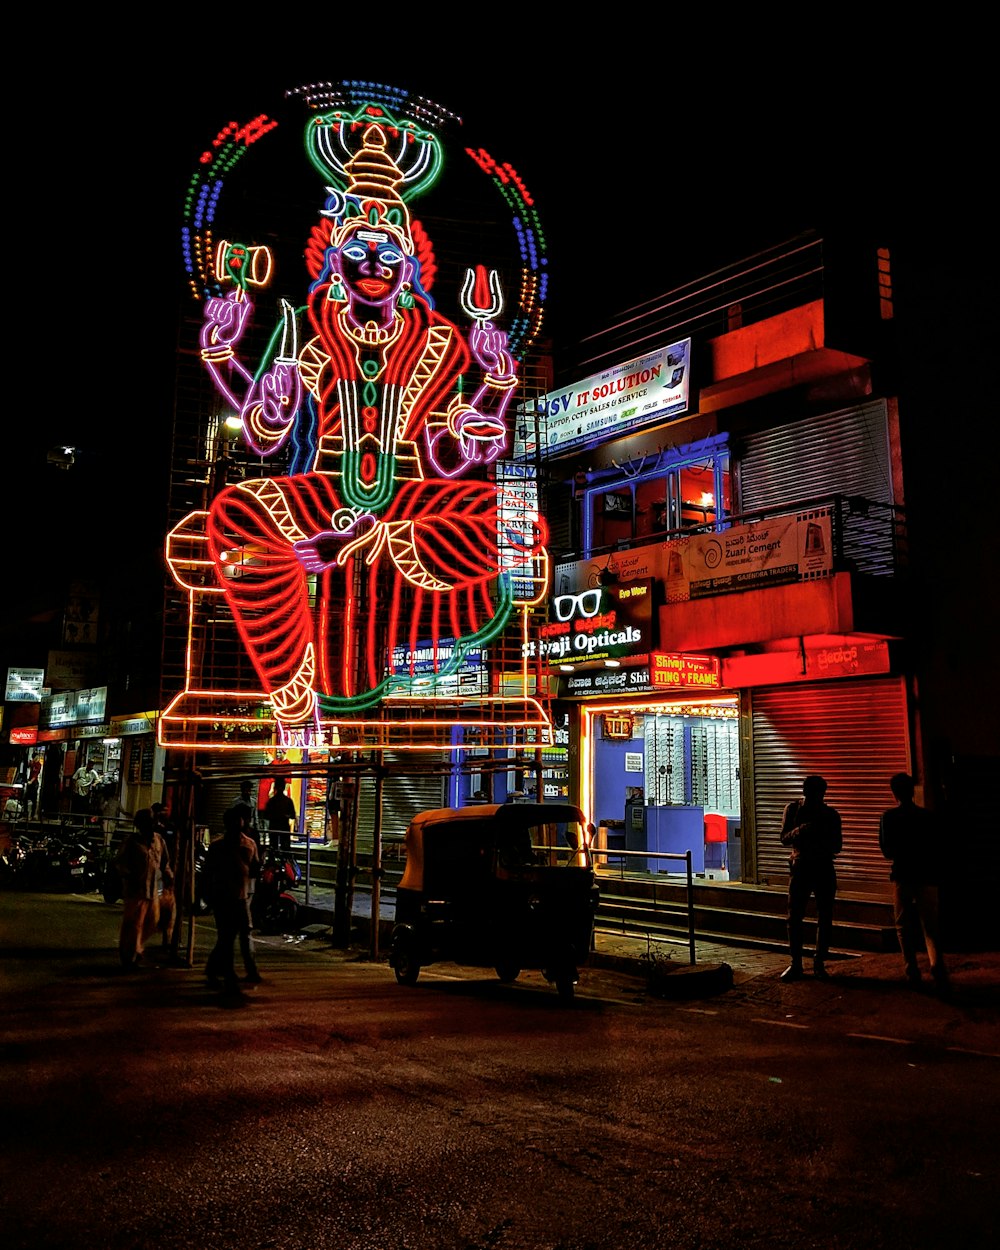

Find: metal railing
[561,491,908,585]
[591,848,696,964]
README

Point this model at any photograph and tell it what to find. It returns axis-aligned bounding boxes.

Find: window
[582,439,731,557]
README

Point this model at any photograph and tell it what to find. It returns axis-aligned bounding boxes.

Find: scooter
[250,848,302,934]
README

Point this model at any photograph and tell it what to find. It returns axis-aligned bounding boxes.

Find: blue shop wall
[593,736,641,827]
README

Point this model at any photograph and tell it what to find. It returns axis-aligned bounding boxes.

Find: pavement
[296,884,1000,1057]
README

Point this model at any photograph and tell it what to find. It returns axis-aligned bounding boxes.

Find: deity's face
[337,225,411,310]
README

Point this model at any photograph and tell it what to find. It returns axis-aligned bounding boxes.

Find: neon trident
[460,264,504,326]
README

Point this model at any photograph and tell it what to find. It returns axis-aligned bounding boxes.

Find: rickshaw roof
[407,803,586,834]
[400,803,588,893]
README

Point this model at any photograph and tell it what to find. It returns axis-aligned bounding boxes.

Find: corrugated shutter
[738,400,893,510]
[195,751,272,835]
[356,755,447,848]
[750,678,909,891]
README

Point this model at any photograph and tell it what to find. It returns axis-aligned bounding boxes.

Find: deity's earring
[397,281,414,309]
[328,273,346,303]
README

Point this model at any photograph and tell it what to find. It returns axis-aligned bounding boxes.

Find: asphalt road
[1,891,997,1250]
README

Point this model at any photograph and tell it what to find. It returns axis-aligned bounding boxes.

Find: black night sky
[5,37,993,671]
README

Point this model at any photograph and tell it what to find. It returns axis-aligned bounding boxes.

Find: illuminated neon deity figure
[199,105,546,745]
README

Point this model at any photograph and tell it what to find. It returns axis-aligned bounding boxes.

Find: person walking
[779,775,843,981]
[263,777,296,853]
[879,773,950,995]
[114,809,173,971]
[204,805,260,1003]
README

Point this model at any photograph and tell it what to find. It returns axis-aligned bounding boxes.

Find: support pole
[370,752,385,960]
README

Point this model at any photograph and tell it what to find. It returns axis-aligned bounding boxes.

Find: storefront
[743,674,909,897]
[574,691,740,877]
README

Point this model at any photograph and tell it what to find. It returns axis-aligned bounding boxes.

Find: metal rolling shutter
[196,751,273,835]
[750,678,909,890]
[356,756,447,848]
[738,400,893,510]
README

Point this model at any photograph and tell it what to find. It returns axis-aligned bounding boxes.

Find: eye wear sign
[525,578,654,669]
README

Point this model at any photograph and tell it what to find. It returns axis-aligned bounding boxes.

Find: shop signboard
[514,340,691,460]
[39,686,108,730]
[10,727,38,745]
[651,652,722,690]
[722,639,891,687]
[390,643,488,697]
[528,579,654,671]
[110,715,158,737]
[5,668,46,702]
[666,510,833,602]
[45,650,99,692]
[559,665,654,698]
[555,508,834,610]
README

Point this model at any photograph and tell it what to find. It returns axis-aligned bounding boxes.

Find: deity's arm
[200,292,304,456]
[437,321,518,468]
[199,290,256,411]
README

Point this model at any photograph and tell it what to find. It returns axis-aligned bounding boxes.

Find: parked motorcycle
[250,849,302,934]
[0,834,31,887]
[16,834,100,893]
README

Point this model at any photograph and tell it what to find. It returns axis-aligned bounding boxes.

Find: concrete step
[594,874,896,955]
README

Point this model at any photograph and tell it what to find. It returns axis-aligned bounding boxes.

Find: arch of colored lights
[164,81,552,753]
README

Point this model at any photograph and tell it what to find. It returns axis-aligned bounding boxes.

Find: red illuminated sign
[9,727,38,744]
[651,652,721,690]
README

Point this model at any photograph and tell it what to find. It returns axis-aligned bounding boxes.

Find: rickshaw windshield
[518,818,594,869]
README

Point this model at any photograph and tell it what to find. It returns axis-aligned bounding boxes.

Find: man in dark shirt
[879,773,950,994]
[263,777,297,853]
[228,780,262,855]
[778,775,842,982]
[204,806,260,1002]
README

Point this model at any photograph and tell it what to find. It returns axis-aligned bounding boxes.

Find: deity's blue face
[339,226,409,308]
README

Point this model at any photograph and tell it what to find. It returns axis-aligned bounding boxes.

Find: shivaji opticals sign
[526,579,654,670]
[514,340,691,460]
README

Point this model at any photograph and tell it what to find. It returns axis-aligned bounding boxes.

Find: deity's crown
[305,105,444,256]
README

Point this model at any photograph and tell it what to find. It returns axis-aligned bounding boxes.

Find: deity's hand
[201,289,253,351]
[292,512,376,572]
[454,412,506,464]
[469,322,515,380]
[255,361,301,430]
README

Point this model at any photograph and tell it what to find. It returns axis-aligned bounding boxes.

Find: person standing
[70,760,101,816]
[263,777,296,853]
[24,754,43,821]
[779,775,843,981]
[879,773,950,994]
[204,805,260,1002]
[229,780,262,856]
[150,803,177,950]
[114,809,173,971]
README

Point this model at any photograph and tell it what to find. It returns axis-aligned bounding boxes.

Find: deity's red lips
[358,280,390,297]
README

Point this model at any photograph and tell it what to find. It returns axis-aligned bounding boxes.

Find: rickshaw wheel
[391,932,421,986]
[495,962,520,984]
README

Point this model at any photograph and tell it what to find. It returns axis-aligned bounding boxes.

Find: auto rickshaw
[389,802,600,1000]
